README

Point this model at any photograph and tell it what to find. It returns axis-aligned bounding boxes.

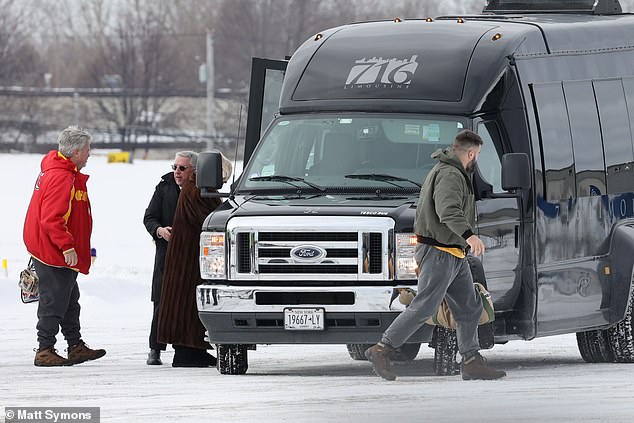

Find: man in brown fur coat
[158,152,232,367]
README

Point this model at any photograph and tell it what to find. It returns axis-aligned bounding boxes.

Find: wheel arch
[607,223,634,324]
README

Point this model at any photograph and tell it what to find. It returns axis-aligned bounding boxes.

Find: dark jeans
[149,301,167,351]
[33,260,82,349]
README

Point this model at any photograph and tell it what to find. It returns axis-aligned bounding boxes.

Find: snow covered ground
[1,152,633,423]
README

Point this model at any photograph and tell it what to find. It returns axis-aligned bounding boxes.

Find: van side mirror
[502,153,531,191]
[196,152,225,197]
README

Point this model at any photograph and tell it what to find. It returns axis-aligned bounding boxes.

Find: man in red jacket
[23,126,106,367]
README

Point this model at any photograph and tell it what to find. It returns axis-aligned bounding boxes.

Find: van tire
[216,344,249,374]
[433,326,459,375]
[429,257,486,375]
[606,291,634,362]
[576,330,614,363]
[346,344,373,361]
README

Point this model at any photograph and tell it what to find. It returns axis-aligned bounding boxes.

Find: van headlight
[396,233,418,280]
[200,232,226,279]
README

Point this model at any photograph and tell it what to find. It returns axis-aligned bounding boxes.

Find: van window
[260,69,285,138]
[476,121,503,193]
[531,82,576,202]
[563,80,606,197]
[241,114,466,191]
[594,79,634,195]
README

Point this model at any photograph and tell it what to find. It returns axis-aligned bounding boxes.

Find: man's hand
[466,234,485,257]
[157,226,173,241]
[63,250,78,267]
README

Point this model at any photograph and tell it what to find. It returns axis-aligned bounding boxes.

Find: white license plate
[284,308,325,330]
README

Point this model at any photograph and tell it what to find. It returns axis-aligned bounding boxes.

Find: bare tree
[0,0,44,85]
[213,0,353,90]
[212,0,485,91]
[4,0,631,150]
[71,0,192,144]
[0,0,48,146]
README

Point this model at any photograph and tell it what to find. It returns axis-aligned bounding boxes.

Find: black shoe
[147,349,162,365]
[172,346,215,368]
[202,351,217,367]
[172,358,213,368]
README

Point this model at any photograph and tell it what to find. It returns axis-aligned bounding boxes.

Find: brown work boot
[461,352,506,380]
[34,347,74,367]
[365,343,397,381]
[67,341,106,364]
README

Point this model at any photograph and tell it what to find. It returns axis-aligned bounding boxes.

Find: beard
[465,159,477,173]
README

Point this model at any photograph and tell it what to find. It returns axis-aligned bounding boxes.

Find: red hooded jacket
[23,151,93,274]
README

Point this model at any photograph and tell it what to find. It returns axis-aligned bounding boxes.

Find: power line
[0,86,247,98]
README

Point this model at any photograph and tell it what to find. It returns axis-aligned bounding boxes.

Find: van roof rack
[483,0,622,15]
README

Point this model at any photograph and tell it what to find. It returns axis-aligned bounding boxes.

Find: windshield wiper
[248,175,326,192]
[344,173,421,189]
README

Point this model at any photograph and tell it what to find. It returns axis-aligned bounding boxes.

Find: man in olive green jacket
[366,129,506,381]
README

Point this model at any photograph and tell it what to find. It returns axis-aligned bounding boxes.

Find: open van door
[473,119,528,335]
[243,57,288,165]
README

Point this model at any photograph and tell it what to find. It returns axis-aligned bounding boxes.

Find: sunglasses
[171,164,190,171]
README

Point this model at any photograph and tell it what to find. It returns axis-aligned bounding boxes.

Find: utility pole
[73,92,80,126]
[206,30,215,150]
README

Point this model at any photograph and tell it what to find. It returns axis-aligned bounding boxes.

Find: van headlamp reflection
[396,233,418,280]
[200,232,226,279]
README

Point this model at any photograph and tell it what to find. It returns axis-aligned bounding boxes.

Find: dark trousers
[149,301,167,350]
[33,260,82,349]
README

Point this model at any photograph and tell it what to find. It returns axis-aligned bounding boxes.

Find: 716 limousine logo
[344,55,419,89]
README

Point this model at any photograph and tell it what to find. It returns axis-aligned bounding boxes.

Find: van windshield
[239,114,467,192]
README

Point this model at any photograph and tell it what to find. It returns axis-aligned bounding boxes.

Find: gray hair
[58,126,92,157]
[175,151,198,168]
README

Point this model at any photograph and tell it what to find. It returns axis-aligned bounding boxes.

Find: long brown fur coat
[157,177,221,348]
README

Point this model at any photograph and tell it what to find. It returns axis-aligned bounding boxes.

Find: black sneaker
[365,343,397,381]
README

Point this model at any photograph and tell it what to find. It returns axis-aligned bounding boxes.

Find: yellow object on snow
[107,152,131,163]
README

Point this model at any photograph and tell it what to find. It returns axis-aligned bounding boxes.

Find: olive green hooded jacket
[413,148,475,249]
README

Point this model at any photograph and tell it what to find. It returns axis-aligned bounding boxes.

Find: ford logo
[290,245,326,262]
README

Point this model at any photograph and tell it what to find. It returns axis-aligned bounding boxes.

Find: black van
[196,0,634,374]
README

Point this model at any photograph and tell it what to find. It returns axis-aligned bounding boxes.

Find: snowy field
[1,152,634,423]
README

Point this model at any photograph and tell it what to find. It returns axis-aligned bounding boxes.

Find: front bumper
[196,284,432,344]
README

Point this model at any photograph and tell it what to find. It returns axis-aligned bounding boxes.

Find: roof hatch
[483,0,622,15]
[292,20,497,103]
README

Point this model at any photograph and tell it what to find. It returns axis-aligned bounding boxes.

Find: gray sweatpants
[33,259,82,349]
[382,244,482,358]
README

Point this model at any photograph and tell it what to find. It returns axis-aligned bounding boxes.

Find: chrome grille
[237,232,251,273]
[227,216,393,281]
[259,264,359,274]
[259,232,357,242]
[369,232,383,273]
